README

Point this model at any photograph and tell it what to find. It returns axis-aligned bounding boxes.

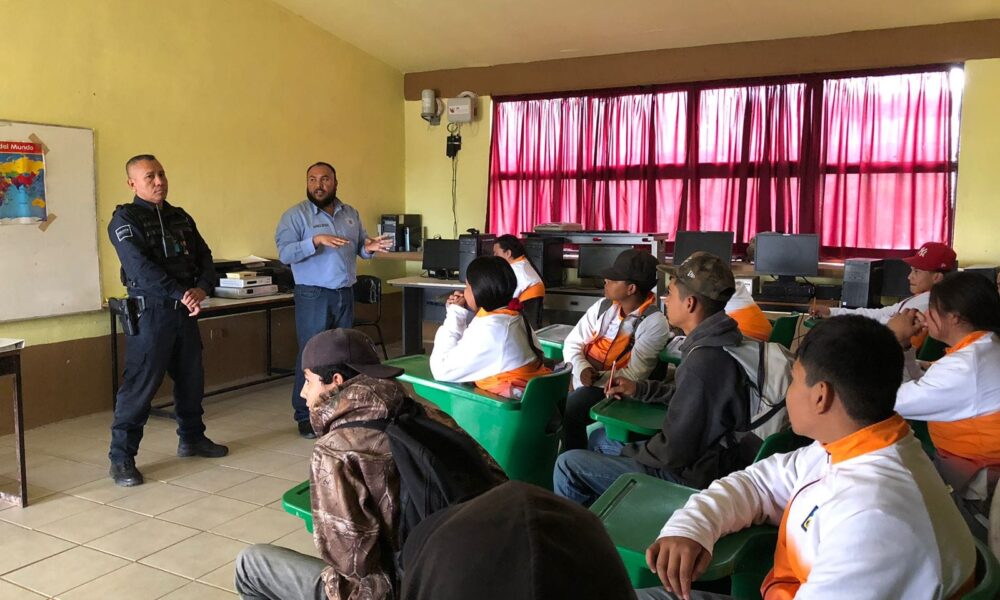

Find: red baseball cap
[903,242,957,272]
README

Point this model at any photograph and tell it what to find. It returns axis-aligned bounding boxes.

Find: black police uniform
[108,196,216,463]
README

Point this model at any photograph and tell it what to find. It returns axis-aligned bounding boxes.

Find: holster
[109,297,141,336]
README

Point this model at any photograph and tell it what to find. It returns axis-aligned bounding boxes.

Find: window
[487,67,960,257]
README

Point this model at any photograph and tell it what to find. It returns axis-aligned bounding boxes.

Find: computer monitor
[673,231,735,265]
[422,239,460,277]
[881,258,912,297]
[754,233,819,281]
[577,244,634,280]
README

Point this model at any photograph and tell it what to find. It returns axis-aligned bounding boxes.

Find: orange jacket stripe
[583,294,656,370]
[518,282,545,302]
[728,304,773,342]
[475,360,552,397]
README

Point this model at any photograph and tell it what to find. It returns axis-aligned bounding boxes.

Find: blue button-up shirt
[275,199,373,289]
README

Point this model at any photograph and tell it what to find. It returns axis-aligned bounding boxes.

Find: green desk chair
[385,354,571,489]
[907,419,937,458]
[768,315,801,350]
[535,323,575,362]
[917,336,948,362]
[966,538,1000,599]
[658,347,682,366]
[591,473,777,598]
[590,398,666,443]
[282,480,313,533]
[754,429,811,462]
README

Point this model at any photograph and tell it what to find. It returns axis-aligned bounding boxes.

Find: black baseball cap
[302,329,403,379]
[600,249,658,289]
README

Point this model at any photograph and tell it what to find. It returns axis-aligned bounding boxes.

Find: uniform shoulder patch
[115,224,134,242]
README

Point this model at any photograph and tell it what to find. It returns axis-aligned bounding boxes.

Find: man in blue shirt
[275,162,392,437]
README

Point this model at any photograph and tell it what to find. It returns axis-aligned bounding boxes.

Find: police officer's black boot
[109,458,144,487]
[177,436,229,458]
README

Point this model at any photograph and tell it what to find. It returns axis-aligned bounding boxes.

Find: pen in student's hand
[605,360,617,397]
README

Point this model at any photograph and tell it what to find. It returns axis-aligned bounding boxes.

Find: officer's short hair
[125,154,158,175]
[307,162,336,177]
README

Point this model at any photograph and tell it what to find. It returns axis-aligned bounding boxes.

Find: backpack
[335,398,504,545]
[587,298,662,369]
[723,338,794,440]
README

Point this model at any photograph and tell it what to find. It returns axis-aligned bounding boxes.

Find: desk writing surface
[387,276,466,290]
[202,293,294,311]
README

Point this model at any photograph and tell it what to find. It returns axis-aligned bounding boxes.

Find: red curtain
[819,71,954,256]
[487,67,957,257]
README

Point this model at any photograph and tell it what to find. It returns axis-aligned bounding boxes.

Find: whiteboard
[0,120,101,322]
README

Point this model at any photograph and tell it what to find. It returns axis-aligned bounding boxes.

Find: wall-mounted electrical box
[447,97,474,123]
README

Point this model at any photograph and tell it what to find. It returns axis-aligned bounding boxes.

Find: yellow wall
[0,0,405,346]
[404,97,492,242]
[954,59,1000,266]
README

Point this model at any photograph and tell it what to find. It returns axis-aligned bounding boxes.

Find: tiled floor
[0,378,321,599]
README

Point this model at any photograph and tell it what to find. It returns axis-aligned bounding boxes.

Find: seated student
[235,329,504,600]
[493,234,545,328]
[811,241,957,323]
[400,481,635,600]
[727,282,772,342]
[554,252,748,504]
[429,256,550,397]
[636,316,976,600]
[561,249,671,450]
[888,271,1000,501]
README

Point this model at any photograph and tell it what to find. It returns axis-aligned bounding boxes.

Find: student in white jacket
[888,272,1000,504]
[493,234,546,328]
[636,316,975,600]
[811,242,956,324]
[430,256,549,398]
[561,249,671,450]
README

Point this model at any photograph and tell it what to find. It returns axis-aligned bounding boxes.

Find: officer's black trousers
[109,303,207,462]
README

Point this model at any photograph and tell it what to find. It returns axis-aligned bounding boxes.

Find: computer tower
[524,236,565,287]
[962,265,1000,285]
[458,233,496,283]
[842,258,884,308]
[880,259,912,297]
[379,214,422,252]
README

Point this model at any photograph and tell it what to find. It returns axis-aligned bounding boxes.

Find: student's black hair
[311,363,360,385]
[673,280,731,317]
[125,154,158,174]
[796,315,902,427]
[929,271,1000,336]
[306,162,337,177]
[466,256,544,362]
[494,234,526,259]
[466,256,518,312]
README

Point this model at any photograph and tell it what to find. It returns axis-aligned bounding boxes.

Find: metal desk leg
[0,352,27,508]
[401,287,424,355]
[265,307,273,376]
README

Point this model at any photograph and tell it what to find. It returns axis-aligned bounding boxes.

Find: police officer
[107,154,227,487]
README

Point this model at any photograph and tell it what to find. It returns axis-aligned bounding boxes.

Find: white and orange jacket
[726,283,773,342]
[829,291,929,324]
[896,331,1000,468]
[658,415,975,600]
[509,256,545,303]
[562,293,670,389]
[430,304,550,397]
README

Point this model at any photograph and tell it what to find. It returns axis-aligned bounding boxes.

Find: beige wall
[0,0,406,347]
[954,59,1000,265]
[404,97,492,274]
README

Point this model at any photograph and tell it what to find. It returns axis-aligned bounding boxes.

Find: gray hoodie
[621,310,751,488]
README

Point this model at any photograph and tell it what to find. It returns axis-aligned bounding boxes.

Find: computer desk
[387,276,466,355]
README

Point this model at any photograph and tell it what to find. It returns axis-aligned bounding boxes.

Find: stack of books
[214,271,279,299]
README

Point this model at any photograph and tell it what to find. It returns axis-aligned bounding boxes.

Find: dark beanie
[400,481,636,600]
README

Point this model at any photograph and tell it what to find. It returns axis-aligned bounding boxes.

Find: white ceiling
[269,0,1000,73]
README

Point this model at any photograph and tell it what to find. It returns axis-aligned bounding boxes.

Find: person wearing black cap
[561,248,671,450]
[555,252,751,505]
[399,481,636,600]
[235,328,501,600]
